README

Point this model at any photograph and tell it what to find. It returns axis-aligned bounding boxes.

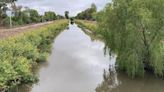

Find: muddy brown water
[12,24,164,92]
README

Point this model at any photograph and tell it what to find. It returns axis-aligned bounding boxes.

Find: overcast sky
[16,0,110,16]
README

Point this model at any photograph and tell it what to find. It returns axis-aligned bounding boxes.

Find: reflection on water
[12,24,111,92]
[96,56,120,92]
[11,24,164,92]
[31,24,111,92]
[96,63,164,92]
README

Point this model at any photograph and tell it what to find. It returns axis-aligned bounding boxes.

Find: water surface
[12,24,164,92]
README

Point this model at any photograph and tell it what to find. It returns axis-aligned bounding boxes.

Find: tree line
[0,0,66,27]
[75,3,97,21]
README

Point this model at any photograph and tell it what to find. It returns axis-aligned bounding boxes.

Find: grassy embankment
[75,20,104,40]
[0,20,68,91]
[75,20,97,32]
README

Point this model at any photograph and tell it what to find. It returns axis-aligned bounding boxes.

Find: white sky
[16,0,110,16]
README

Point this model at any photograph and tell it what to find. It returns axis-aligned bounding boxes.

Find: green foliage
[97,0,164,77]
[57,15,65,20]
[1,2,58,27]
[28,9,40,23]
[76,3,97,20]
[2,17,10,27]
[0,20,68,91]
[44,11,57,21]
[37,52,49,62]
[9,9,57,26]
[11,8,41,26]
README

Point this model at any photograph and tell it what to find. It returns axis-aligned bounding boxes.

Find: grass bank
[0,20,68,91]
[75,20,103,39]
[75,20,97,33]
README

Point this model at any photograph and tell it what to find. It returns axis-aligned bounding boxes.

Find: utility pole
[9,10,12,28]
[8,3,12,28]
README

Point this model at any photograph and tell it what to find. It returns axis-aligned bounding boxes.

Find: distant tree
[21,11,31,24]
[56,15,64,19]
[29,9,40,23]
[90,3,97,20]
[91,3,97,13]
[76,3,97,20]
[44,11,57,21]
[21,7,31,24]
[11,4,40,25]
[65,11,69,19]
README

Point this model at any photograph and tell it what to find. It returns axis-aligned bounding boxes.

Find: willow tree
[97,0,164,77]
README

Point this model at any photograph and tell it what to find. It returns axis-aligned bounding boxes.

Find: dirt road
[0,21,53,39]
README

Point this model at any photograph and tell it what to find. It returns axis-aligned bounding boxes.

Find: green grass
[75,20,97,33]
[75,20,104,40]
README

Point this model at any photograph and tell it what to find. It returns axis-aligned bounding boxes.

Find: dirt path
[0,21,53,39]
